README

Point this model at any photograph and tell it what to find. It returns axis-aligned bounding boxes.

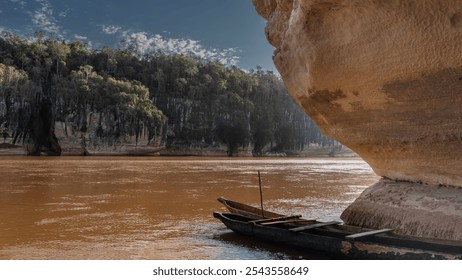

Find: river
[0,157,379,259]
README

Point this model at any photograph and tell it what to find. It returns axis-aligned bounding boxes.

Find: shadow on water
[212,231,334,260]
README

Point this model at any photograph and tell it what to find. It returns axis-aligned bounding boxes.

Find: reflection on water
[0,157,379,259]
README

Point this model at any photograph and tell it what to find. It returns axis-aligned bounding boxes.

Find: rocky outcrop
[341,179,462,240]
[1,120,165,156]
[253,0,462,240]
[26,97,61,156]
[54,113,164,156]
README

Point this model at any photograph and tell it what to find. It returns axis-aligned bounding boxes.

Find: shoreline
[0,141,358,158]
[0,149,358,158]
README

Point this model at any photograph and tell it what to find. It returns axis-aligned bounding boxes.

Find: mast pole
[258,170,265,219]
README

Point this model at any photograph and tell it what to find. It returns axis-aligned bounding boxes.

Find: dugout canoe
[217,197,286,219]
[213,211,462,260]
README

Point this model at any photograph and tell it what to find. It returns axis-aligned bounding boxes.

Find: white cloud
[101,25,122,35]
[59,11,68,18]
[86,41,94,49]
[73,34,87,40]
[113,29,240,66]
[31,0,62,37]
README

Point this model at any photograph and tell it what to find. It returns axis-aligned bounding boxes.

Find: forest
[0,31,336,156]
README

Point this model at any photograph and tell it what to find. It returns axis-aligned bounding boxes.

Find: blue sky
[0,0,276,71]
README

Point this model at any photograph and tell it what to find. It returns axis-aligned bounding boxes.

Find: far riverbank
[0,142,357,157]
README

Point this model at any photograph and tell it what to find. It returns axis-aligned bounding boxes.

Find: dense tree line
[0,32,333,156]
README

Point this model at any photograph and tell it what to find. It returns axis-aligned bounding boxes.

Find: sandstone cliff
[253,0,462,240]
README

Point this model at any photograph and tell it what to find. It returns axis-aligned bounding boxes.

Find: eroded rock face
[253,0,462,186]
[253,0,462,239]
[341,179,462,240]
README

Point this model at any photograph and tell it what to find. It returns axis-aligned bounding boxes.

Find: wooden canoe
[217,197,286,219]
[213,212,462,260]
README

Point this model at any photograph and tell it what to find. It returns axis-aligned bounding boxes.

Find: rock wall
[253,0,462,240]
[341,179,462,240]
[54,115,163,156]
[253,0,462,186]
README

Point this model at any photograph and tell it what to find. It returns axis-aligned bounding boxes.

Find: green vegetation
[0,32,333,156]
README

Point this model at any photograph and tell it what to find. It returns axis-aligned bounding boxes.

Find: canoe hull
[217,197,283,219]
[213,212,462,260]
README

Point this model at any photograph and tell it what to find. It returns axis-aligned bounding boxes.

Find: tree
[0,33,335,156]
[46,40,70,75]
[0,63,34,144]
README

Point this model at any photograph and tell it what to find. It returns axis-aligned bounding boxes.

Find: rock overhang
[253,0,462,240]
[253,0,462,187]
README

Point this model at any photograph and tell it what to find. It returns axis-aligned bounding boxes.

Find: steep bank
[54,119,164,156]
[253,0,462,240]
[1,123,350,157]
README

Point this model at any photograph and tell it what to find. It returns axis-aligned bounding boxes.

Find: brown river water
[0,156,379,260]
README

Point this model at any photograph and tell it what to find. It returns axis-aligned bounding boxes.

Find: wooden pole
[258,170,265,219]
